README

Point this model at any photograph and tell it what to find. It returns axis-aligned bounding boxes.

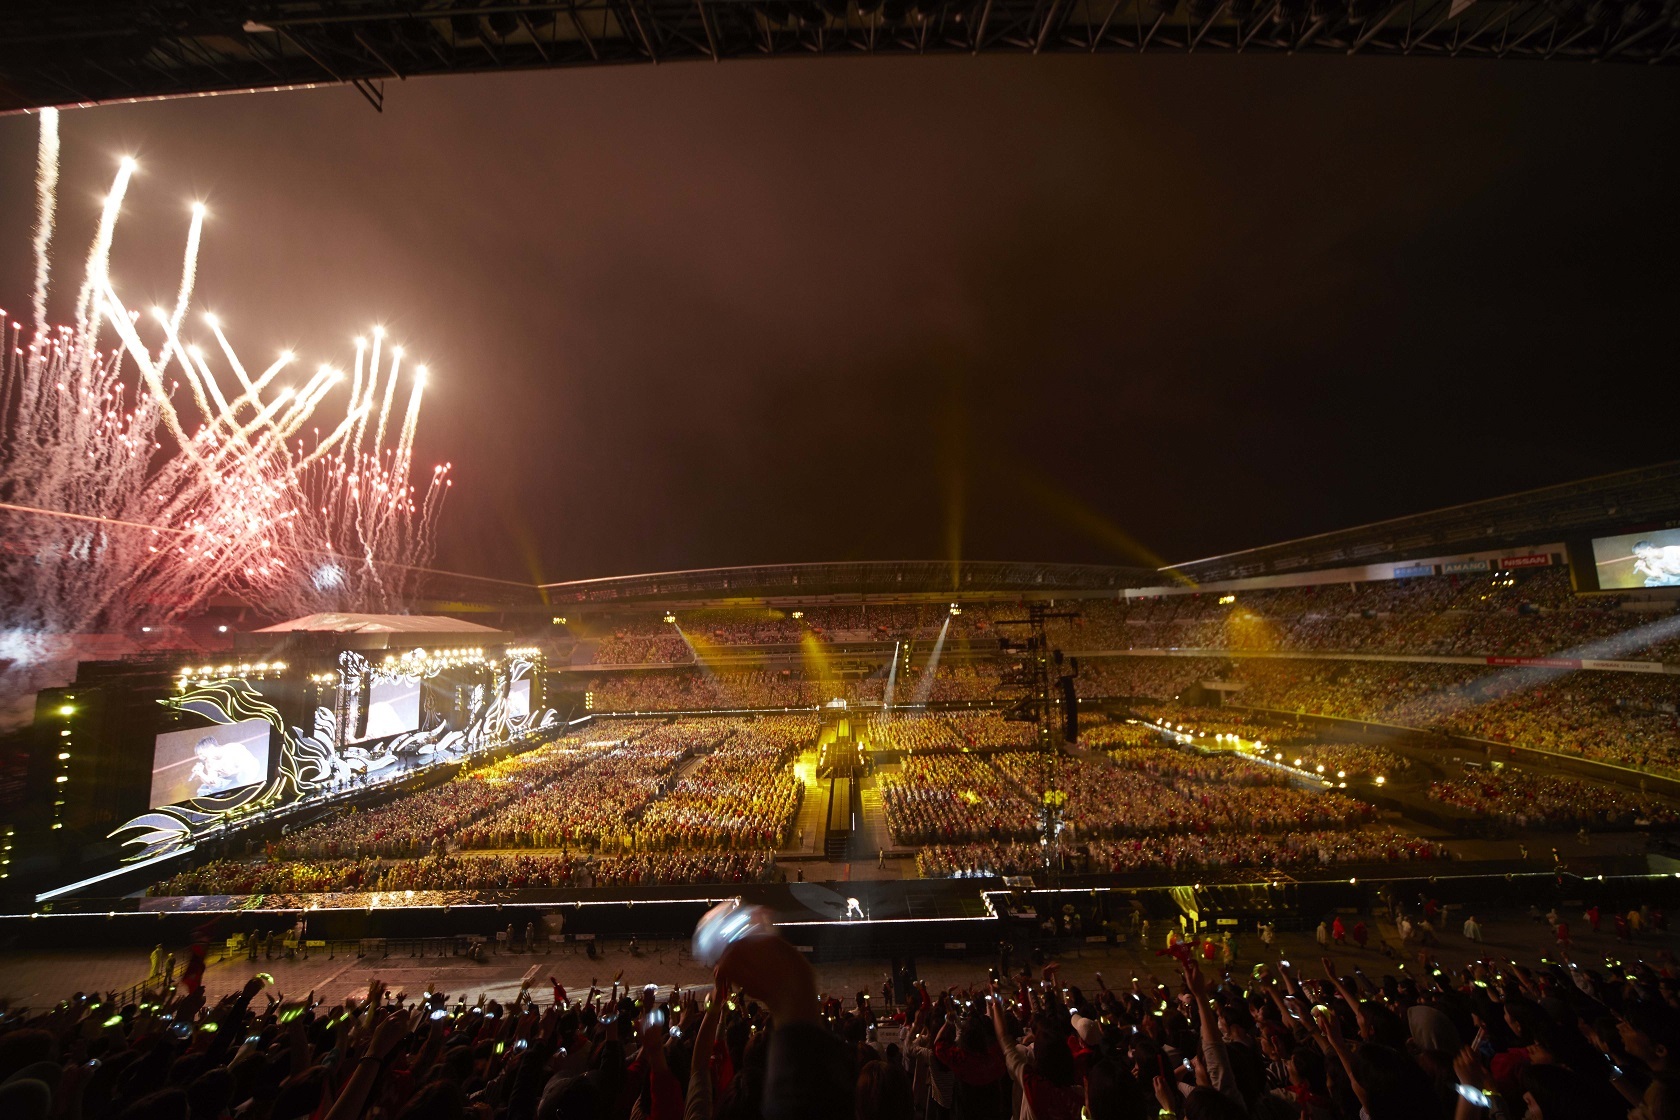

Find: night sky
[2,57,1677,584]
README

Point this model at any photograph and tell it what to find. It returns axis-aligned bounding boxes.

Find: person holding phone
[985,987,1082,1120]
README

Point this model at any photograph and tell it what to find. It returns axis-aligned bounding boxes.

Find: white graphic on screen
[507,678,532,721]
[353,677,422,742]
[150,719,271,808]
[1593,529,1680,589]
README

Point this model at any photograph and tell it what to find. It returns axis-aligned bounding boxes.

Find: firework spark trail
[1,111,453,699]
[395,366,426,482]
[74,156,135,340]
[353,328,383,465]
[340,336,367,470]
[169,203,205,337]
[372,345,402,457]
[31,108,58,337]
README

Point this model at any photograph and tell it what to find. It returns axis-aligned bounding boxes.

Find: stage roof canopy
[255,612,505,635]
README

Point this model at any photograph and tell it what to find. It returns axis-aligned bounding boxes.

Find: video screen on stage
[507,678,531,720]
[150,719,271,807]
[354,677,422,742]
[1591,528,1680,589]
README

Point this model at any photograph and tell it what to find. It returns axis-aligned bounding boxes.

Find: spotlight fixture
[663,612,676,624]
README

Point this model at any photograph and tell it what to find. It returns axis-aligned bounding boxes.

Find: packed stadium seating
[154,715,813,895]
[1225,659,1680,775]
[917,826,1446,877]
[1427,770,1679,828]
[574,568,1675,663]
[143,551,1680,902]
[881,739,1376,850]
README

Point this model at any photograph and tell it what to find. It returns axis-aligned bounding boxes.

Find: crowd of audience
[917,665,1012,703]
[879,754,1042,844]
[1229,659,1680,775]
[864,713,967,754]
[631,716,813,851]
[1427,770,1680,829]
[942,711,1040,749]
[883,743,1376,847]
[1044,567,1670,660]
[592,630,694,665]
[149,847,780,897]
[1433,673,1680,775]
[16,912,1680,1120]
[1095,747,1292,788]
[165,711,824,903]
[457,722,725,851]
[870,708,1105,751]
[1232,660,1473,723]
[582,672,817,712]
[575,567,1677,666]
[265,735,609,861]
[916,825,1445,877]
[1098,708,1408,781]
[999,750,1374,839]
[1128,704,1314,747]
[1264,742,1413,781]
[1072,658,1218,701]
[579,669,1054,712]
[1069,721,1160,750]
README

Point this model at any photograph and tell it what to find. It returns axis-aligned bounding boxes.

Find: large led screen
[1592,529,1680,589]
[507,678,532,721]
[150,719,271,808]
[355,677,422,742]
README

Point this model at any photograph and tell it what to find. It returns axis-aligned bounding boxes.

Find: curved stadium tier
[31,464,1680,908]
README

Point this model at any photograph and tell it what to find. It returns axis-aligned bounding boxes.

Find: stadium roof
[536,559,1158,604]
[4,0,1674,114]
[1165,459,1680,585]
[373,461,1680,612]
[255,612,505,634]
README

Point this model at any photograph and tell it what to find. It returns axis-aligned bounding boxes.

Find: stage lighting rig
[995,603,1081,751]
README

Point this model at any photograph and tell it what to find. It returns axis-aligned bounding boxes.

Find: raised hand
[368,1010,411,1061]
[1180,957,1208,999]
[715,933,817,1026]
[1153,1075,1179,1116]
[1454,1045,1487,1090]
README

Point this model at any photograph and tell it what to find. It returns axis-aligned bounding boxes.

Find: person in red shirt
[988,996,1083,1120]
[932,1006,1010,1120]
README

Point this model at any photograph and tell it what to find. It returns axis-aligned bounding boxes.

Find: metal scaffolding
[4,0,1677,115]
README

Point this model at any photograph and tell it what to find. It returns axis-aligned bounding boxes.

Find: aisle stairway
[786,750,828,854]
[846,776,893,862]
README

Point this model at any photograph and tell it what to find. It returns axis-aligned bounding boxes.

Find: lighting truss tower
[995,602,1079,753]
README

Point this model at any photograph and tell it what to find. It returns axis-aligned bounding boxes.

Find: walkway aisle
[783,749,828,855]
[846,774,901,875]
